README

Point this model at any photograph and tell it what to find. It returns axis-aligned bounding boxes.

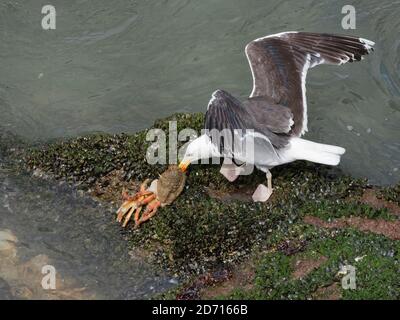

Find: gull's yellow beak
[178,160,190,172]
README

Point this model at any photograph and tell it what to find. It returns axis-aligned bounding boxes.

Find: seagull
[179,32,375,202]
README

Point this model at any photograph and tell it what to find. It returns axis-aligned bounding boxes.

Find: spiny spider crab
[116,165,186,228]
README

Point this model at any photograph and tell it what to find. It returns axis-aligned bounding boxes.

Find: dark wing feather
[243,97,294,134]
[245,31,375,136]
[204,90,289,154]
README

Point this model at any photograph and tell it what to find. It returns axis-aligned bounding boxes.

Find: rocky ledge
[3,113,399,300]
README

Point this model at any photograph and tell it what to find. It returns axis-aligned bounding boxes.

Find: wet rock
[312,283,342,300]
[200,261,256,299]
[360,189,400,216]
[292,256,328,280]
[303,216,400,240]
[277,239,308,256]
[176,269,231,300]
[0,229,18,255]
[0,278,13,300]
[5,112,399,298]
[379,183,400,206]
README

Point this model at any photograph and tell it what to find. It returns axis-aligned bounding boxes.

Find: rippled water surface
[0,0,399,299]
[0,0,399,183]
[0,163,173,299]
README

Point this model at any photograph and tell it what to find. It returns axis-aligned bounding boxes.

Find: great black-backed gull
[179,32,375,202]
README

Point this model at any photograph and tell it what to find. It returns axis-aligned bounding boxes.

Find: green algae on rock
[222,225,400,300]
[17,113,400,288]
[379,184,400,206]
[22,113,204,190]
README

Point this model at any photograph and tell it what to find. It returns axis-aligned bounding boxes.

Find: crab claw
[121,179,152,202]
[135,199,161,228]
[117,198,138,223]
[117,178,162,228]
[116,192,157,228]
[122,204,142,228]
[116,179,152,222]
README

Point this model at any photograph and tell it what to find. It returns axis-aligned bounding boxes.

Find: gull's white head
[178,134,217,171]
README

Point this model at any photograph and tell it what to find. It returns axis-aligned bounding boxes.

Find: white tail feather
[280,138,345,166]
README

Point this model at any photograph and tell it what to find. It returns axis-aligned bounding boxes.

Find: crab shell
[156,165,186,206]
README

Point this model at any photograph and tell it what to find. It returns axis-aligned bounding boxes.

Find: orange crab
[116,165,186,228]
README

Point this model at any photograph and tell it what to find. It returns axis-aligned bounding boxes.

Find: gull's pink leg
[252,171,273,202]
[219,159,245,182]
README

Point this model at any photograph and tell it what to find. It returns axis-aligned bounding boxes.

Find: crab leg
[121,194,146,227]
[133,206,143,226]
[119,193,157,227]
[136,199,161,227]
[116,200,137,223]
[117,197,142,223]
[131,193,157,227]
[116,179,153,223]
[122,206,136,228]
[138,193,157,206]
[121,179,152,201]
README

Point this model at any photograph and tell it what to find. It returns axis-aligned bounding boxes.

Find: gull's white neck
[186,134,221,162]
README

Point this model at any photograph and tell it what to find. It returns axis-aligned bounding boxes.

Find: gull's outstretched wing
[245,32,375,136]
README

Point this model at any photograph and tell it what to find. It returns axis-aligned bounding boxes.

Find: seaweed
[14,112,400,298]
